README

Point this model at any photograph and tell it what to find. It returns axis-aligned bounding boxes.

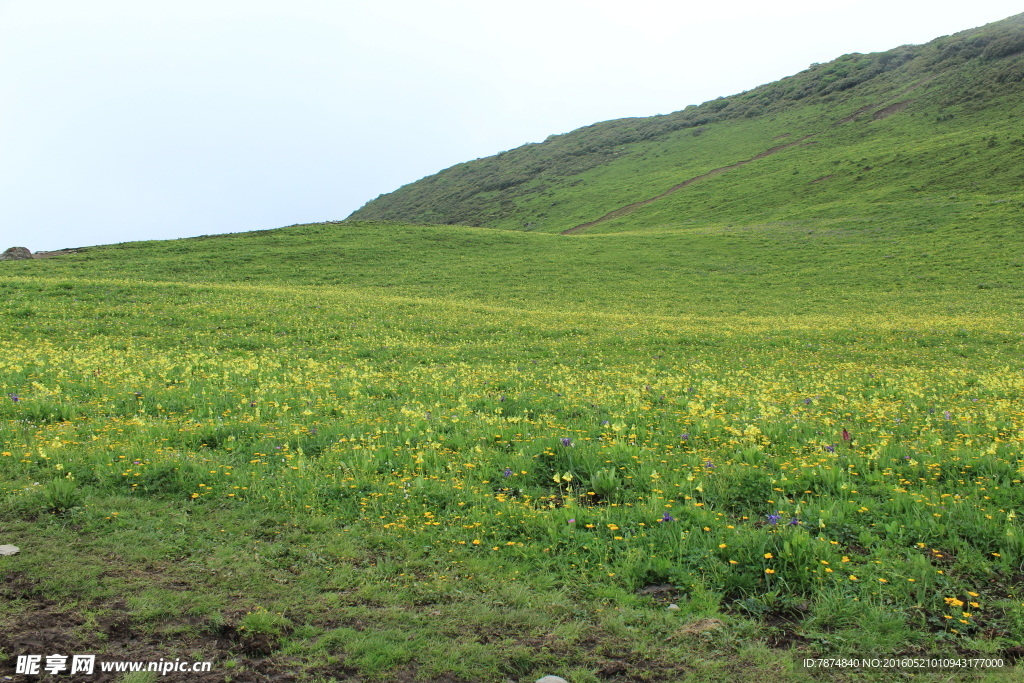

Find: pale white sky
[1,0,1021,251]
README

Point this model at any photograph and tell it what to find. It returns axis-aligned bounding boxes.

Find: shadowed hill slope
[347,13,1024,234]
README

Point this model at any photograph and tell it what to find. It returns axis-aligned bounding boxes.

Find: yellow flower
[729,560,738,565]
[472,539,481,545]
[849,575,858,581]
[765,568,775,574]
[719,544,727,549]
[764,553,773,559]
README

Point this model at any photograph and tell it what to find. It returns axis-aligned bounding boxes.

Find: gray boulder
[1,247,33,260]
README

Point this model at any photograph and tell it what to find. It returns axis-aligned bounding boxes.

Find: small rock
[1,247,33,261]
[667,603,680,610]
[536,677,569,683]
[0,545,19,556]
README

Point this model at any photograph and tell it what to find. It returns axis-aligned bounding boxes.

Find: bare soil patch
[873,100,913,120]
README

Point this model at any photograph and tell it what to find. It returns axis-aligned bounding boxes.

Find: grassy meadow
[4,14,1024,683]
[1,218,1024,681]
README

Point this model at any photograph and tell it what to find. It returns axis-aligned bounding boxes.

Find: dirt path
[873,100,913,120]
[560,134,815,235]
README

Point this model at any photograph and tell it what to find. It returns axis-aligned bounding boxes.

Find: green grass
[1,223,1024,680]
[2,213,1022,316]
[3,13,1024,682]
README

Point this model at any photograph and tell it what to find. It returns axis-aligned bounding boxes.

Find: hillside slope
[348,13,1024,233]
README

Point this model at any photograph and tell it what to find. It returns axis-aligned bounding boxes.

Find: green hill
[348,13,1024,234]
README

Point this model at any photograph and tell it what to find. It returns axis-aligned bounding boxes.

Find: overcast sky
[1,1,1021,251]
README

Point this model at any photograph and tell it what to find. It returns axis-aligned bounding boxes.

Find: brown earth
[873,100,914,120]
[0,575,296,682]
[0,570,697,683]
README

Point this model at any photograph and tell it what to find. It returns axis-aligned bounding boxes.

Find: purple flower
[705,460,715,469]
[8,393,19,403]
[568,518,575,524]
[824,444,835,453]
[680,433,689,441]
[659,512,675,523]
[767,514,781,525]
[503,467,513,478]
[804,398,812,405]
[944,411,951,420]
[842,428,851,442]
[601,420,609,426]
[788,517,799,526]
[904,455,911,460]
[560,437,573,447]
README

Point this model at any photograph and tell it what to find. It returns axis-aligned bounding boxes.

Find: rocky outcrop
[1,246,33,260]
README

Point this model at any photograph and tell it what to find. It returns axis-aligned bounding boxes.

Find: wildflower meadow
[2,223,1023,682]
